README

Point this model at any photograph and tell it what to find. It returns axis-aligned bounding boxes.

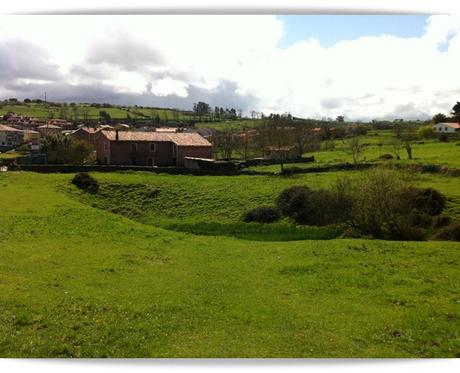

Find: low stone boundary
[7,164,239,176]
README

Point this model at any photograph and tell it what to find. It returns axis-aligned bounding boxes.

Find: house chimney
[115,129,119,141]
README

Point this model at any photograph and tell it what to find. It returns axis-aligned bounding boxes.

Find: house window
[150,143,156,153]
[103,141,108,151]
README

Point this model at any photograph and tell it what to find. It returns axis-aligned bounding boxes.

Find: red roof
[442,122,460,129]
[0,124,22,132]
[38,124,61,129]
[72,127,98,134]
[101,130,212,147]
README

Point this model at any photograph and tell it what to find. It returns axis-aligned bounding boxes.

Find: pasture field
[250,134,460,172]
[0,103,188,121]
[0,170,459,357]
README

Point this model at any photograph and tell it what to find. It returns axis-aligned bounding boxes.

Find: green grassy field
[250,133,460,172]
[0,170,459,357]
[0,103,189,121]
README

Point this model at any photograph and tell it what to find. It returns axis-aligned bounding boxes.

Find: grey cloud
[86,34,164,71]
[320,97,342,109]
[0,39,62,81]
[69,64,113,80]
[2,79,258,112]
[382,103,431,121]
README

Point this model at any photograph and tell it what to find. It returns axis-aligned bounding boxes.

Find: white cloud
[0,15,459,120]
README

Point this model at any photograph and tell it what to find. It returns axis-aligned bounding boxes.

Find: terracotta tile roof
[73,127,98,134]
[440,122,460,129]
[101,130,212,146]
[155,127,178,133]
[0,124,22,132]
[38,124,62,129]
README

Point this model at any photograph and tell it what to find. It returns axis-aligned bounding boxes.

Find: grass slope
[251,131,460,171]
[0,171,459,357]
[0,103,189,121]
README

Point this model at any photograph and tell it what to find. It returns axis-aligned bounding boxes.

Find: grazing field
[250,134,460,172]
[0,103,188,121]
[0,171,459,357]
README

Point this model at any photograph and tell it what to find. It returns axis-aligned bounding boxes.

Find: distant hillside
[0,101,191,122]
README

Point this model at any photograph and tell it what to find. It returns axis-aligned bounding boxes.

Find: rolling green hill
[0,170,459,357]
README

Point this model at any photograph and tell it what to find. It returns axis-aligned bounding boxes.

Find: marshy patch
[279,265,317,276]
[166,221,342,241]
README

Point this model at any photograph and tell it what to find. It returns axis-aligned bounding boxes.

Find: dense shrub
[417,125,437,139]
[40,134,93,165]
[349,169,411,238]
[243,206,280,223]
[438,133,449,142]
[379,153,394,160]
[276,186,312,222]
[432,214,452,229]
[276,182,353,226]
[401,187,445,216]
[432,222,460,241]
[71,172,99,194]
[280,167,303,176]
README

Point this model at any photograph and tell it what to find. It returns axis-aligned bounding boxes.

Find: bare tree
[391,138,402,160]
[401,131,416,160]
[265,116,295,172]
[292,123,319,158]
[235,128,251,160]
[348,136,364,164]
[213,129,237,159]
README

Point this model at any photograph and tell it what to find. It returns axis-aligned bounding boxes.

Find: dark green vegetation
[41,134,93,165]
[242,206,281,224]
[71,172,99,194]
[0,171,460,357]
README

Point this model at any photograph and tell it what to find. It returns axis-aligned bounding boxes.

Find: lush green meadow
[250,133,460,172]
[0,103,188,121]
[0,170,459,357]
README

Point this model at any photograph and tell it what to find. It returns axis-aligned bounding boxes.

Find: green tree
[193,101,210,121]
[452,102,460,121]
[432,113,447,124]
[417,125,436,139]
[40,134,93,165]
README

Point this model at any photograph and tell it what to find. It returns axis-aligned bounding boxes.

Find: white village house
[433,122,460,133]
[0,124,24,151]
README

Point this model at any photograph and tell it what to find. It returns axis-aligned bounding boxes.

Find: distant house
[70,127,99,147]
[37,124,62,137]
[264,145,298,160]
[0,124,24,151]
[434,122,460,133]
[48,119,74,130]
[23,130,41,150]
[96,130,212,167]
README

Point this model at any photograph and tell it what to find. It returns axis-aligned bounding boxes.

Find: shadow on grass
[166,222,342,241]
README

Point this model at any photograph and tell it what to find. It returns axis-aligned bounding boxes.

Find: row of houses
[1,114,213,166]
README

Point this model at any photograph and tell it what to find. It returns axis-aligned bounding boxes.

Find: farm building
[264,145,298,160]
[23,130,41,150]
[70,127,99,147]
[0,124,24,151]
[96,130,212,167]
[37,123,62,137]
[433,122,460,133]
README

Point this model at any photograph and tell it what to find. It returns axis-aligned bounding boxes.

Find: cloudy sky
[0,15,459,120]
